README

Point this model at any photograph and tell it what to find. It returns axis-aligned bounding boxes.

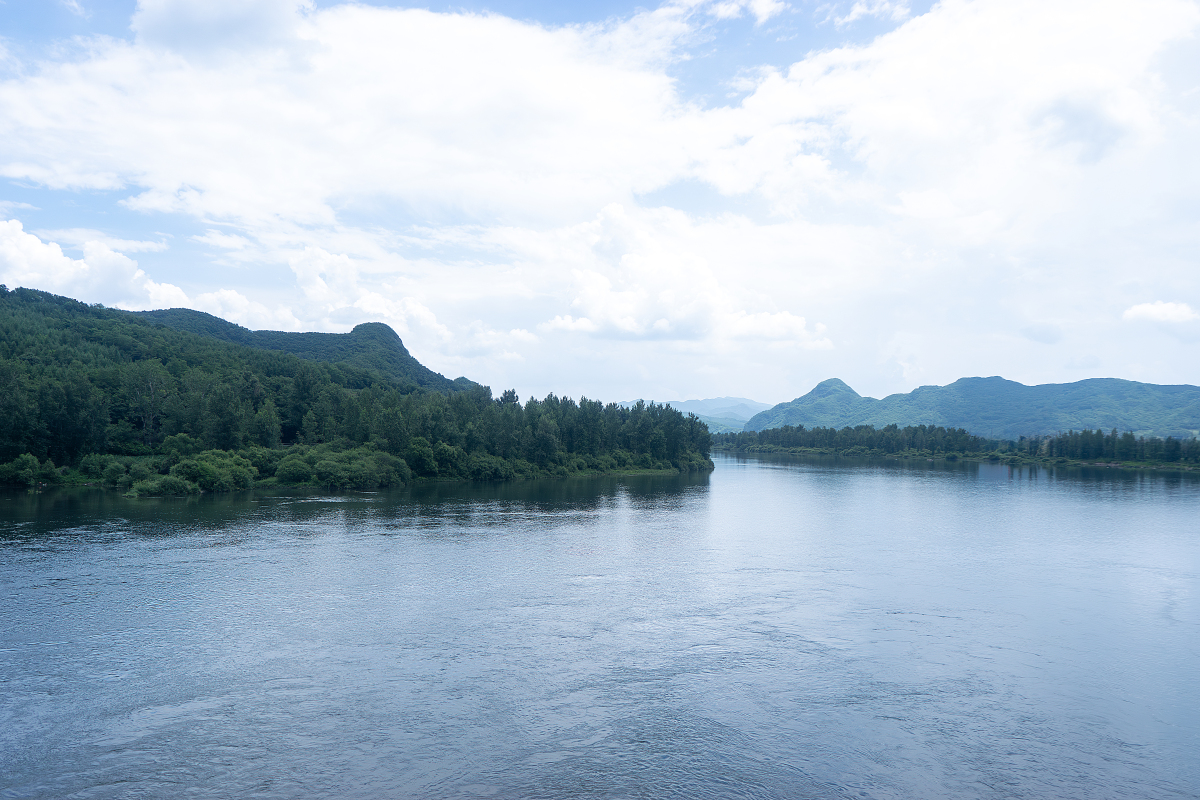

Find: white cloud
[192,288,302,329]
[1123,301,1200,323]
[0,219,186,309]
[540,314,600,333]
[353,291,453,342]
[0,0,1198,400]
[824,0,910,28]
[724,310,831,346]
[34,228,169,253]
[510,328,538,343]
[707,0,788,24]
[192,230,252,251]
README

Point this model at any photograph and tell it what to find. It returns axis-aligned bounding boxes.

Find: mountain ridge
[746,376,1200,439]
[136,308,472,391]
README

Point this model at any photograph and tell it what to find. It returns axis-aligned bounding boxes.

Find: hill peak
[137,308,463,390]
[805,378,861,399]
[350,321,399,338]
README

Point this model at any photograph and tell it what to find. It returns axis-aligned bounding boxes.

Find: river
[2,454,1198,799]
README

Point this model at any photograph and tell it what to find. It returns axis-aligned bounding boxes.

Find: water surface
[2,455,1198,799]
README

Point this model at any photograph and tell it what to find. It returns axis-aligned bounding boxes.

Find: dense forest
[714,423,1200,466]
[0,287,712,493]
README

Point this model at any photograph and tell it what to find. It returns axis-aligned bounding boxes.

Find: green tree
[123,359,173,446]
[253,398,282,448]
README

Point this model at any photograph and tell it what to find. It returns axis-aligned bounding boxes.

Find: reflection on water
[0,469,712,535]
[1,455,1198,799]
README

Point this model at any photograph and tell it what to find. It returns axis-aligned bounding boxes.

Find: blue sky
[2,0,1198,403]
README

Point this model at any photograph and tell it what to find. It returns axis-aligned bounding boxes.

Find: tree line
[714,422,1200,466]
[1015,429,1199,464]
[713,423,996,455]
[0,287,712,491]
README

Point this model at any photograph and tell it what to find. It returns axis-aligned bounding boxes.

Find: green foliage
[407,436,438,477]
[267,443,410,489]
[715,423,1200,466]
[0,453,58,487]
[102,461,129,488]
[1017,428,1200,464]
[79,453,109,477]
[161,433,203,460]
[275,453,314,483]
[253,398,282,448]
[0,288,714,491]
[130,475,199,497]
[715,423,993,455]
[170,451,256,491]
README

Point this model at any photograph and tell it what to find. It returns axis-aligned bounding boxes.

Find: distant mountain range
[136,308,473,391]
[619,397,773,434]
[746,377,1200,439]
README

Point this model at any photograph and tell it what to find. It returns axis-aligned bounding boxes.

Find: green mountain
[136,308,471,391]
[0,287,713,488]
[746,377,1200,439]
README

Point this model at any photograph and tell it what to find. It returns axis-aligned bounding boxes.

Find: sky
[1,0,1198,404]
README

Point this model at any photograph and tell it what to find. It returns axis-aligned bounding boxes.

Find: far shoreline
[712,446,1200,474]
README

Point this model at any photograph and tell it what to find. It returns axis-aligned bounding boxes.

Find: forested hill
[0,286,712,491]
[746,377,1200,439]
[137,308,469,391]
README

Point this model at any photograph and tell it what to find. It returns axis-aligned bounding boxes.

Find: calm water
[2,455,1199,799]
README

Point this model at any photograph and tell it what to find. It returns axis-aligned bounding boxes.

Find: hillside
[0,287,713,488]
[746,377,1200,439]
[137,308,470,391]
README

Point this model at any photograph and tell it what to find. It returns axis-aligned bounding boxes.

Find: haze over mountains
[747,378,1200,440]
[619,397,772,434]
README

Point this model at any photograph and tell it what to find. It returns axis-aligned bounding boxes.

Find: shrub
[129,461,155,482]
[275,456,313,484]
[466,452,515,481]
[0,453,40,486]
[407,437,438,477]
[170,458,221,489]
[314,459,350,489]
[161,433,202,460]
[170,451,256,492]
[79,453,111,477]
[130,475,198,496]
[243,446,282,478]
[102,461,128,487]
[433,442,467,478]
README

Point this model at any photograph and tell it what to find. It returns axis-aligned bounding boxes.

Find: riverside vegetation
[713,424,1200,469]
[0,287,712,495]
